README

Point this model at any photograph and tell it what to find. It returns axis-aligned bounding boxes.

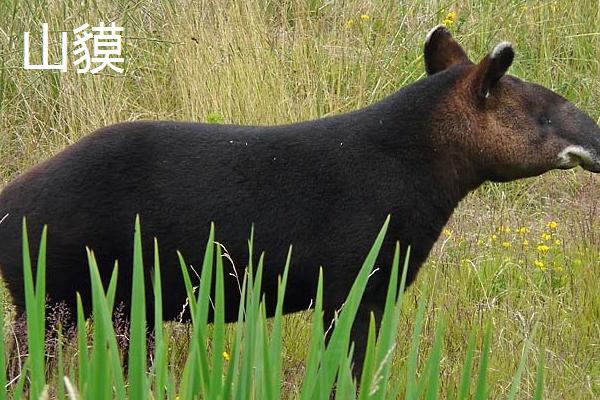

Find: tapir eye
[538,116,552,126]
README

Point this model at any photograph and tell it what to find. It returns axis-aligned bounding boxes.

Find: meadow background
[0,0,599,398]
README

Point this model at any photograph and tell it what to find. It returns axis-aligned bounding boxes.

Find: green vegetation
[0,0,599,398]
[2,217,544,398]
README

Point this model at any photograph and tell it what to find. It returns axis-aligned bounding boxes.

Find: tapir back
[0,117,378,319]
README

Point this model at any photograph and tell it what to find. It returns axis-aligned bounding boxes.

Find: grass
[0,0,599,398]
[3,216,545,398]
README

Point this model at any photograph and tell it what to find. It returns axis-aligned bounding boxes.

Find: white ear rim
[425,25,448,46]
[491,41,513,59]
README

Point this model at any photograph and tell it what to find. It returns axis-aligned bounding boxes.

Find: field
[0,0,599,398]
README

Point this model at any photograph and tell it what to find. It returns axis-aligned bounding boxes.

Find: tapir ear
[472,42,515,98]
[424,25,472,75]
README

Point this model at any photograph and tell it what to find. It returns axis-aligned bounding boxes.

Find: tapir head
[424,26,600,182]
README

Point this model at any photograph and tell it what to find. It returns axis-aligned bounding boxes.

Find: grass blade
[128,215,148,399]
[358,312,377,396]
[264,246,292,400]
[152,238,167,400]
[533,350,545,400]
[424,319,445,400]
[21,219,46,398]
[222,272,249,400]
[106,261,119,314]
[177,251,197,322]
[362,243,408,399]
[405,286,429,400]
[179,224,215,398]
[209,244,226,398]
[335,344,357,400]
[456,330,477,400]
[76,294,89,398]
[11,358,29,400]
[299,268,325,399]
[507,324,538,400]
[474,323,492,400]
[313,215,390,397]
[34,226,47,325]
[87,249,126,400]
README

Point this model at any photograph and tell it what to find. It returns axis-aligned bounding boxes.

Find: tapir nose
[586,150,600,172]
[585,118,600,172]
[558,104,600,173]
[559,145,600,173]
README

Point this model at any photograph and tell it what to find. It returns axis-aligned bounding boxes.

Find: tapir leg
[349,300,384,380]
[323,295,385,381]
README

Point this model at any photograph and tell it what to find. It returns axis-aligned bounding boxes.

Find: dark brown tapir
[1,26,599,375]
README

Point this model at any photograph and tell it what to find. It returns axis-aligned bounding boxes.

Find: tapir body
[1,26,599,373]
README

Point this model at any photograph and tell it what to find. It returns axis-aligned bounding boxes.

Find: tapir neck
[362,69,483,208]
[338,70,483,270]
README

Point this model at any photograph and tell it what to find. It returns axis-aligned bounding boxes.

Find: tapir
[0,26,599,375]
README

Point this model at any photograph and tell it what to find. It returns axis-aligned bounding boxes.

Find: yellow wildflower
[346,19,355,28]
[517,226,529,234]
[360,14,370,21]
[222,351,230,361]
[537,244,550,253]
[547,221,558,230]
[490,234,498,242]
[443,11,457,27]
[541,232,552,241]
[534,260,545,270]
[523,239,529,247]
[502,241,512,249]
[554,239,561,246]
[443,228,453,237]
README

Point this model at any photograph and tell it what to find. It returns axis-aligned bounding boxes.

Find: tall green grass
[5,217,545,398]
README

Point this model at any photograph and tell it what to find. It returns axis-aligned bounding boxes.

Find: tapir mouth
[557,145,600,173]
[582,161,600,173]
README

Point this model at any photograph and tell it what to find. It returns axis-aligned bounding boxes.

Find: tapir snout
[555,102,600,172]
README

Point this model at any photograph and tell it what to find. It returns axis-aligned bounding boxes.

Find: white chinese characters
[24,22,124,74]
[23,23,68,72]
